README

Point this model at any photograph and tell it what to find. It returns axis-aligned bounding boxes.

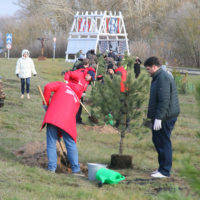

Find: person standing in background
[134,56,142,79]
[144,56,180,178]
[16,49,37,99]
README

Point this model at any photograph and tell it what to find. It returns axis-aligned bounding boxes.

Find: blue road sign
[6,33,12,44]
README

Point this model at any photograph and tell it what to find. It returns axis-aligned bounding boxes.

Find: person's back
[161,65,173,78]
[147,68,179,120]
[114,63,127,93]
[73,60,83,71]
[108,50,115,59]
[87,50,97,65]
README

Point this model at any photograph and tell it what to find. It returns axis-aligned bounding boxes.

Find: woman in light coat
[16,49,37,99]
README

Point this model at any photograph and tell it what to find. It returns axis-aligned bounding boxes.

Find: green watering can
[96,168,125,187]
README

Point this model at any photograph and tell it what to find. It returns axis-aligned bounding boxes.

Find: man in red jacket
[41,69,95,174]
[64,67,96,124]
[107,62,129,129]
[107,62,127,92]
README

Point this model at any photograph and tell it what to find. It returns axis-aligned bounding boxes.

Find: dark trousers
[135,72,140,79]
[152,117,177,176]
[76,97,83,123]
[21,78,30,94]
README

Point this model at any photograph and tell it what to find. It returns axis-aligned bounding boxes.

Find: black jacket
[147,68,180,120]
[134,63,140,74]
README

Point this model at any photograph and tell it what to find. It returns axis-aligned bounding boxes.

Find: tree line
[0,0,199,68]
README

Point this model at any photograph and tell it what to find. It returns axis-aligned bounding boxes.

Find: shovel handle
[37,85,47,106]
[58,140,67,158]
[80,101,91,116]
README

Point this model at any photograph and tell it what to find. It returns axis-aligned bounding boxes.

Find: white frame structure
[65,11,130,62]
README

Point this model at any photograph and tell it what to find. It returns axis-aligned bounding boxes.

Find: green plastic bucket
[96,168,125,184]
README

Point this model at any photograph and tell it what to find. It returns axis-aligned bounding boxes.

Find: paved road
[168,67,200,75]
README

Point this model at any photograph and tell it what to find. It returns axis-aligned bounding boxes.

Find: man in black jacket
[144,56,180,178]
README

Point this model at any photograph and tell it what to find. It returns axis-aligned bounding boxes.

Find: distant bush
[172,70,194,94]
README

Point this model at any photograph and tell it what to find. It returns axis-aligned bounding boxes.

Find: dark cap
[107,63,114,70]
[87,70,95,81]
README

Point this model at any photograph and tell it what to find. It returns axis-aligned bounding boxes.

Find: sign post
[53,37,56,60]
[6,44,11,59]
[6,33,12,59]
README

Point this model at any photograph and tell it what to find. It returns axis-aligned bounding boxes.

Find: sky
[0,0,20,17]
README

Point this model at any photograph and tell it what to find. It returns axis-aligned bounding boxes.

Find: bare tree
[161,2,200,67]
[1,0,199,64]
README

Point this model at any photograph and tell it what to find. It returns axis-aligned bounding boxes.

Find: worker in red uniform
[64,67,96,124]
[41,69,95,175]
[107,62,129,129]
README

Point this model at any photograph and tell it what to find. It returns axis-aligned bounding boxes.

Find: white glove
[82,93,86,97]
[153,119,162,130]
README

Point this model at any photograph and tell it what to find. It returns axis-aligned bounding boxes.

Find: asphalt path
[168,67,200,75]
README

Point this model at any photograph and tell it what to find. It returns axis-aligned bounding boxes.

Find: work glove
[82,92,86,97]
[153,119,162,131]
[43,105,48,111]
[16,74,19,78]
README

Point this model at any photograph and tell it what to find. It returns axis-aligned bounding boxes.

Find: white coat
[16,50,37,78]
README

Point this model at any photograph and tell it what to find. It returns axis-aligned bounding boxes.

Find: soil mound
[14,141,87,174]
[83,125,119,134]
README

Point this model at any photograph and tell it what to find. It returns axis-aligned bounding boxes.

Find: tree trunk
[119,112,128,154]
[119,130,125,154]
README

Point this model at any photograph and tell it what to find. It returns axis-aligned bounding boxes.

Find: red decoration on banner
[117,18,120,33]
[78,18,82,32]
[106,18,110,33]
[88,19,91,31]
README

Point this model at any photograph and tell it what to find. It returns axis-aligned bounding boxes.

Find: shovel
[37,85,47,106]
[79,101,98,123]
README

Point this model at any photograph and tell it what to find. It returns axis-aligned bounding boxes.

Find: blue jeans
[20,78,30,94]
[152,118,177,176]
[46,124,80,173]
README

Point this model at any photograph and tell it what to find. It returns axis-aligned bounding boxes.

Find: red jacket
[64,67,96,93]
[41,81,86,142]
[114,66,127,92]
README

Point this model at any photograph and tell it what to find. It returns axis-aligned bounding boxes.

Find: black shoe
[72,171,85,177]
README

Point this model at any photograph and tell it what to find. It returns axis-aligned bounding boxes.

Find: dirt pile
[83,125,119,134]
[14,125,118,174]
[14,141,87,174]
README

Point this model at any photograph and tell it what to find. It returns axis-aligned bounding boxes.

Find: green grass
[0,58,200,200]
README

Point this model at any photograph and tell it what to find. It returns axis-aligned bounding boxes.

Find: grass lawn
[0,58,200,200]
